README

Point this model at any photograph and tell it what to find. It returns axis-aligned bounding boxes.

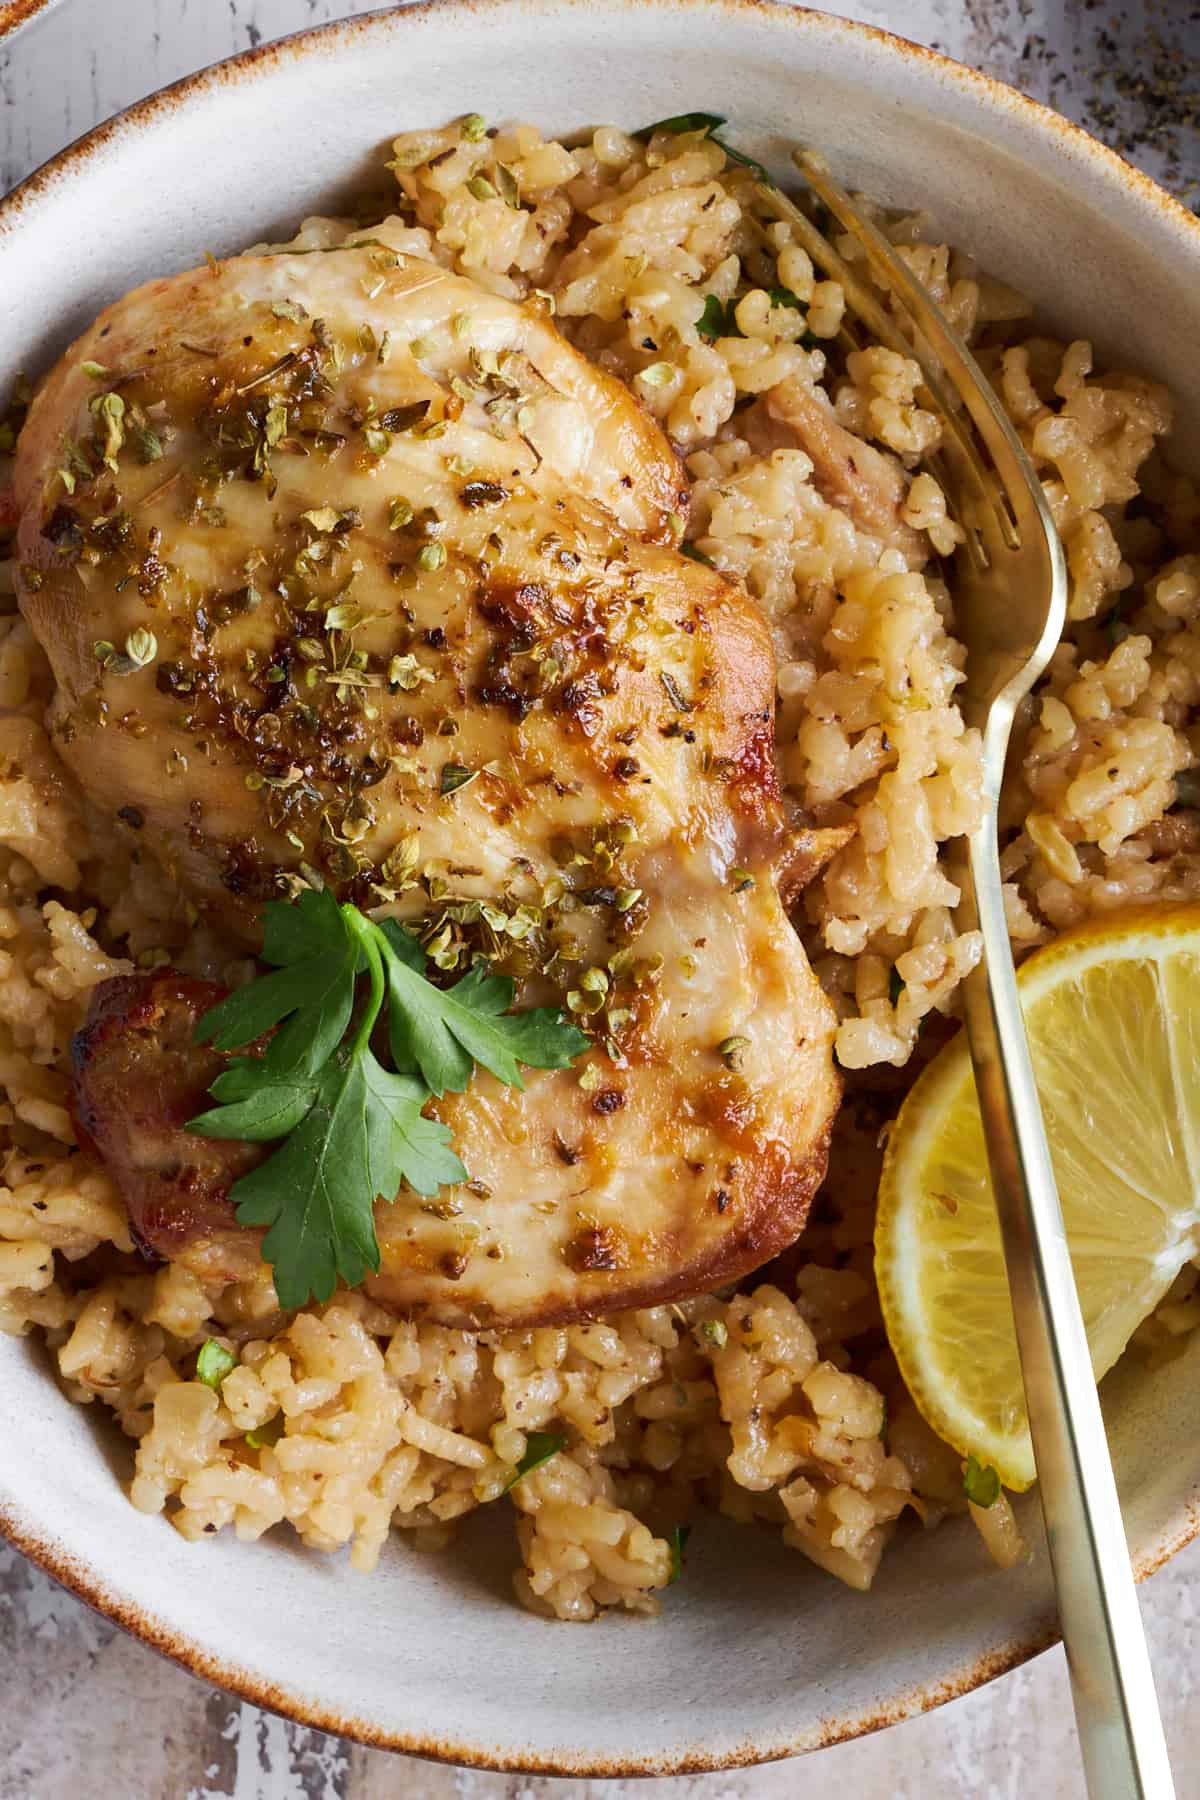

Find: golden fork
[755,153,1175,1800]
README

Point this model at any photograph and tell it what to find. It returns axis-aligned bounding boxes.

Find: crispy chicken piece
[744,377,928,566]
[71,972,263,1281]
[22,236,841,1327]
[74,900,838,1327]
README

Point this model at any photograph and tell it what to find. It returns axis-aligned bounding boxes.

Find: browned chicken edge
[71,968,836,1331]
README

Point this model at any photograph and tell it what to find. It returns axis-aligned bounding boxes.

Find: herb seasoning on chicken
[17,233,840,1328]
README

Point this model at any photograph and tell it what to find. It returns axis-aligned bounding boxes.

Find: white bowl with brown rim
[0,0,63,42]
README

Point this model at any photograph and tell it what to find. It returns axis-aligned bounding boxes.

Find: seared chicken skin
[20,234,840,1327]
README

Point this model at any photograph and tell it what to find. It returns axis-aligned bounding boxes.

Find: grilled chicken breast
[20,232,840,1326]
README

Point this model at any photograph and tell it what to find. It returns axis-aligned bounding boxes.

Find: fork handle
[961,822,1175,1800]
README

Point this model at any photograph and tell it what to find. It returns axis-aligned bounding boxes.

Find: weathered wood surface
[1,2,1198,1795]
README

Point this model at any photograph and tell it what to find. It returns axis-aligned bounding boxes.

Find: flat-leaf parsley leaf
[631,112,770,182]
[377,919,588,1097]
[187,890,589,1308]
[187,1058,318,1142]
[632,111,727,141]
[194,883,359,1079]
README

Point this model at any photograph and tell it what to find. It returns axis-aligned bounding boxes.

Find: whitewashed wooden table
[1,3,1198,1796]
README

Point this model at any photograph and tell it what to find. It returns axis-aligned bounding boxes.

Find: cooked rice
[1,116,1198,1619]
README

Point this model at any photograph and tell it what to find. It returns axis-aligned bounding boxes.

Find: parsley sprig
[187,888,588,1309]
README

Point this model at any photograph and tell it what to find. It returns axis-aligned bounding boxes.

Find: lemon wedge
[875,904,1200,1489]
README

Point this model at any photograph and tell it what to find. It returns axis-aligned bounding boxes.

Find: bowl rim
[2,0,1200,1774]
[0,0,62,40]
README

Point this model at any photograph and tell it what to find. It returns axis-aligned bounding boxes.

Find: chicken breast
[20,235,840,1327]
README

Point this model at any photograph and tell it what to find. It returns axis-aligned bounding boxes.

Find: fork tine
[793,150,1066,704]
[789,151,1030,552]
[754,171,1002,538]
[753,180,912,359]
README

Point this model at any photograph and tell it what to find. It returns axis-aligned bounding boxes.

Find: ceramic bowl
[2,0,1199,1775]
